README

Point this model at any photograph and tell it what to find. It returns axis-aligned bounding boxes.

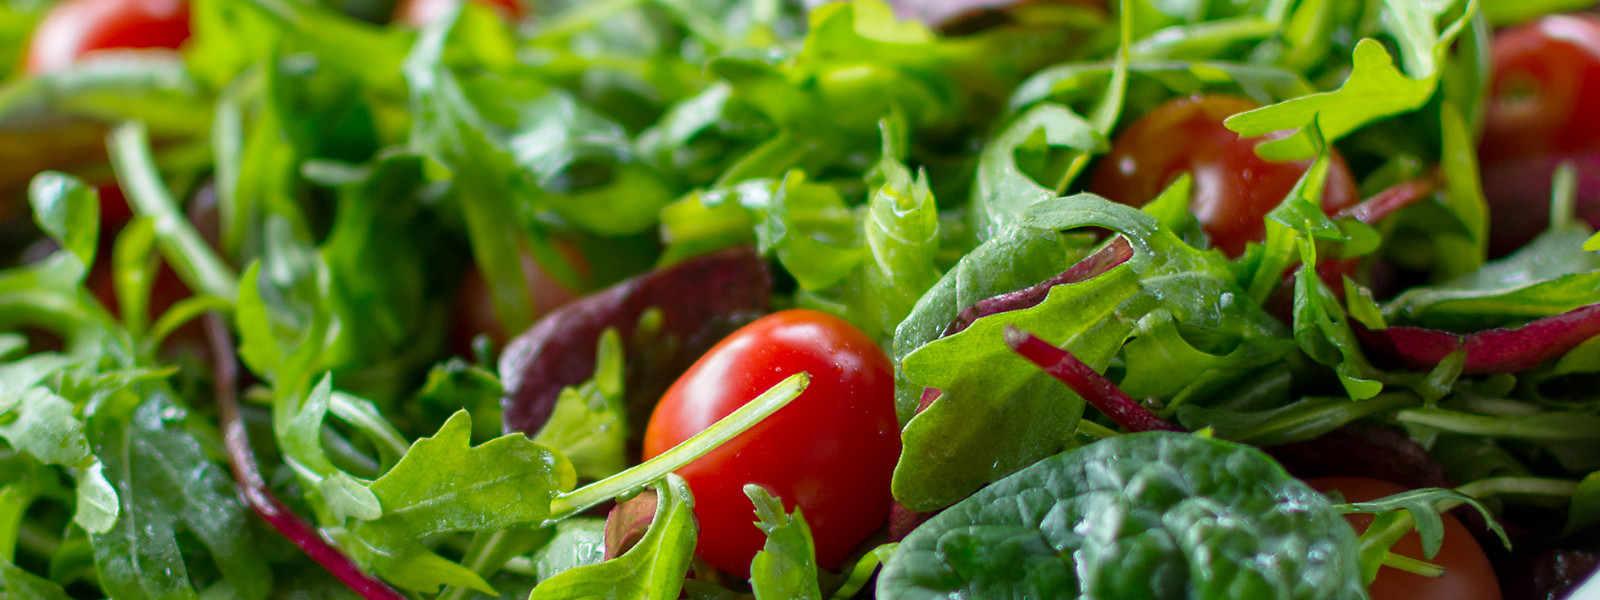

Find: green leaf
[1224,39,1436,161]
[879,432,1366,599]
[746,485,822,600]
[0,383,92,468]
[1176,393,1422,447]
[896,196,1277,511]
[527,518,607,582]
[891,226,1088,422]
[1383,227,1600,330]
[1337,487,1502,560]
[27,172,99,270]
[970,103,1104,240]
[1433,100,1490,279]
[89,393,273,600]
[535,329,630,480]
[528,475,698,600]
[0,555,72,600]
[344,411,576,595]
[1565,471,1600,536]
[74,461,120,535]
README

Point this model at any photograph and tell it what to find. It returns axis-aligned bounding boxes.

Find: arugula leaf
[746,485,823,600]
[534,329,630,479]
[528,476,697,600]
[343,411,576,595]
[1384,227,1600,330]
[879,432,1366,599]
[89,392,273,600]
[969,103,1103,240]
[27,172,99,270]
[1224,40,1436,162]
[0,555,72,600]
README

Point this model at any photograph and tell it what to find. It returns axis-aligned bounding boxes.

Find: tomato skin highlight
[393,0,524,27]
[24,0,190,75]
[641,309,901,578]
[1308,477,1502,600]
[1087,94,1360,258]
[1479,13,1600,255]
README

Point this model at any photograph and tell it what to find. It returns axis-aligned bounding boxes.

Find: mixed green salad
[3,0,1600,598]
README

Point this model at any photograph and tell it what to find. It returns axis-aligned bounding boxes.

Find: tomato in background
[1087,94,1360,258]
[24,0,190,74]
[641,309,901,578]
[393,0,524,27]
[448,243,585,356]
[1308,477,1502,600]
[1479,13,1600,256]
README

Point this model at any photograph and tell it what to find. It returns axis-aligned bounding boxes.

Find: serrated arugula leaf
[970,103,1103,240]
[344,411,576,595]
[880,433,1365,600]
[1224,40,1436,162]
[528,475,697,600]
[746,485,822,600]
[1337,487,1504,560]
[89,393,273,600]
[535,329,630,479]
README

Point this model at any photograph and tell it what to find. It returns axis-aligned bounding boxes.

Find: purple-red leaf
[204,314,407,600]
[500,246,772,436]
[1356,302,1600,375]
[1003,326,1182,433]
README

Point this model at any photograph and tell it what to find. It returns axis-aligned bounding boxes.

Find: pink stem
[1003,325,1183,433]
[204,313,408,600]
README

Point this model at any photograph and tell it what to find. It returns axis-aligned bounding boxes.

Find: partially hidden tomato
[1479,13,1600,256]
[1308,477,1502,600]
[393,0,524,28]
[1087,94,1360,258]
[24,0,190,75]
[641,309,901,578]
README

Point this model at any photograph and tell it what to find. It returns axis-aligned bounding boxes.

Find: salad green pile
[2,0,1600,598]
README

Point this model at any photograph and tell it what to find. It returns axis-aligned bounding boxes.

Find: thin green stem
[108,122,239,302]
[544,372,810,524]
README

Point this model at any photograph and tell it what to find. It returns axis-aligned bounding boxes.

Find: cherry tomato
[1479,13,1600,256]
[24,0,190,75]
[1087,94,1360,258]
[392,0,524,28]
[1308,477,1502,600]
[641,309,901,578]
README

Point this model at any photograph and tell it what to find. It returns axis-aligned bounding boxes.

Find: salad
[1,0,1599,598]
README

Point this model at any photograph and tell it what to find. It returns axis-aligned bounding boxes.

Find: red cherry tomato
[641,309,901,578]
[1308,477,1502,600]
[393,0,524,28]
[24,0,190,74]
[1479,13,1600,256]
[1087,94,1360,258]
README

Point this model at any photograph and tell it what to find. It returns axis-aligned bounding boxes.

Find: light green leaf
[535,330,629,480]
[346,411,576,595]
[1224,39,1435,161]
[74,461,119,534]
[747,485,822,600]
[27,172,99,269]
[0,383,91,467]
[528,475,698,600]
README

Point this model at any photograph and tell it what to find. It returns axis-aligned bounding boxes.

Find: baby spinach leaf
[879,432,1365,600]
[528,475,698,600]
[343,411,576,595]
[746,485,822,600]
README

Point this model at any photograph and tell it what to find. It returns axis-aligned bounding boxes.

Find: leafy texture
[528,476,698,600]
[89,393,273,600]
[500,246,770,437]
[534,329,630,479]
[894,196,1278,511]
[344,411,576,595]
[746,485,823,600]
[878,432,1365,599]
